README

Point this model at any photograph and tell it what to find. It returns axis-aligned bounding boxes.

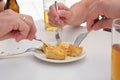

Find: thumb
[58,10,71,19]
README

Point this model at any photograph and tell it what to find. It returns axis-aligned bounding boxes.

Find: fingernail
[14,33,21,42]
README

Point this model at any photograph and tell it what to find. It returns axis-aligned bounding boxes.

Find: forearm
[69,0,102,26]
[69,1,88,25]
[0,0,5,12]
[110,0,120,18]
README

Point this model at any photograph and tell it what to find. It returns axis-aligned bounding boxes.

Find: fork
[34,38,47,46]
[0,38,47,58]
[73,15,108,46]
[55,1,61,42]
[73,31,91,46]
[0,47,43,58]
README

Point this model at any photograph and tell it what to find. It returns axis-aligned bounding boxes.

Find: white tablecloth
[0,0,111,80]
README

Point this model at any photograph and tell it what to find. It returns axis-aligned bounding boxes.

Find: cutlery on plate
[34,38,48,46]
[74,31,90,47]
[55,1,61,42]
[0,47,43,58]
[73,15,108,46]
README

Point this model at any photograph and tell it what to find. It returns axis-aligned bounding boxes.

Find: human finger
[49,16,65,27]
[92,19,112,30]
[48,3,69,21]
[48,4,59,21]
[58,3,69,10]
[57,9,71,19]
[20,14,36,40]
[49,17,58,27]
[14,19,30,42]
[87,4,107,31]
[87,13,99,31]
[27,20,36,40]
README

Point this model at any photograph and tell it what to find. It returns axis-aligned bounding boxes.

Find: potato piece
[45,46,67,60]
[39,41,83,60]
[69,46,83,57]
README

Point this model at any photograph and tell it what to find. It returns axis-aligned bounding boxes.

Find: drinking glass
[112,18,120,80]
[43,0,65,30]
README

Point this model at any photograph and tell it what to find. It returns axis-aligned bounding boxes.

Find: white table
[0,0,111,80]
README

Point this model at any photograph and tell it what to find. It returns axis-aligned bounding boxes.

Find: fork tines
[55,31,61,42]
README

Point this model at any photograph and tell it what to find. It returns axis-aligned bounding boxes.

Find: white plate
[34,50,87,63]
[0,40,87,63]
[33,42,87,63]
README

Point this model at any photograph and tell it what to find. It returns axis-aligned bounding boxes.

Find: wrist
[69,1,88,25]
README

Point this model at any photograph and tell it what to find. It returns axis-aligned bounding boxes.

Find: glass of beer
[112,18,120,80]
[43,0,65,30]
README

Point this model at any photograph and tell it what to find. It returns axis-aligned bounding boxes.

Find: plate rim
[33,50,87,63]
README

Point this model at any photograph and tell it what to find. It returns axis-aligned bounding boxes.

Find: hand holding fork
[54,1,61,43]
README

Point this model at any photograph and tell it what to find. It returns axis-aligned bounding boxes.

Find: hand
[48,1,89,27]
[0,9,36,41]
[87,0,120,31]
[48,3,70,27]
